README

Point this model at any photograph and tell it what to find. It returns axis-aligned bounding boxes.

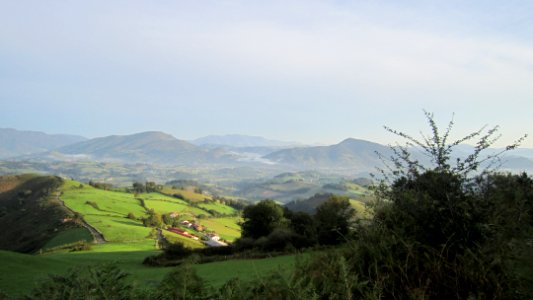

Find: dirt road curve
[56,192,106,244]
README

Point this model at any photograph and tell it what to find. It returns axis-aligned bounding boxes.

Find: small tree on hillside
[241,200,287,239]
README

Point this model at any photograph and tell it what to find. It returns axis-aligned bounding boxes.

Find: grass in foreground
[0,248,300,297]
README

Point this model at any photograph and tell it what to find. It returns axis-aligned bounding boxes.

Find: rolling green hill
[60,180,152,243]
[1,175,243,255]
[60,180,242,245]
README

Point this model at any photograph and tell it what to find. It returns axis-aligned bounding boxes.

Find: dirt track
[56,192,106,244]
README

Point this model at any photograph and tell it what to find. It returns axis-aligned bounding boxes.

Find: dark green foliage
[285,209,317,246]
[85,200,100,210]
[290,251,374,299]
[479,172,533,234]
[88,180,113,190]
[127,212,136,220]
[361,113,531,299]
[315,195,355,245]
[132,182,145,194]
[383,170,484,251]
[255,228,297,252]
[145,181,163,193]
[163,242,192,259]
[142,209,163,228]
[241,200,287,239]
[132,181,163,194]
[215,278,248,300]
[154,263,208,300]
[23,263,133,300]
[217,197,248,210]
[173,193,185,200]
[161,213,173,225]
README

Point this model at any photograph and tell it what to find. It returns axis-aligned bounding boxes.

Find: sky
[1,1,533,147]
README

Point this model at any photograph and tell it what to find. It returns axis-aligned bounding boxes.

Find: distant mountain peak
[51,131,238,165]
[338,138,381,145]
[264,138,392,174]
[131,131,176,139]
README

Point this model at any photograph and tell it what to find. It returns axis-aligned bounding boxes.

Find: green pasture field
[195,254,298,287]
[197,217,241,241]
[198,201,236,215]
[143,198,209,216]
[161,186,212,202]
[140,192,214,216]
[61,180,146,218]
[84,214,153,242]
[60,181,153,242]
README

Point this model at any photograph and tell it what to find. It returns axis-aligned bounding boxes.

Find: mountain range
[264,138,394,173]
[2,128,533,176]
[56,131,234,165]
[0,128,86,159]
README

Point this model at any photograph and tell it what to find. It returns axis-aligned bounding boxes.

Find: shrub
[23,263,133,299]
[154,263,208,300]
[163,242,192,259]
[85,201,100,210]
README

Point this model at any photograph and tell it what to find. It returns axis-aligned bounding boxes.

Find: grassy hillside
[161,185,212,202]
[60,180,242,246]
[0,174,75,253]
[60,180,152,242]
[196,217,242,241]
[141,192,210,216]
[0,176,248,297]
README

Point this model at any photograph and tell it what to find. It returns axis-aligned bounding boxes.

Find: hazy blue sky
[1,1,532,146]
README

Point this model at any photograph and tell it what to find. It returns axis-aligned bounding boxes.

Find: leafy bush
[23,263,133,300]
[85,201,100,210]
[154,263,209,300]
[163,242,192,259]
